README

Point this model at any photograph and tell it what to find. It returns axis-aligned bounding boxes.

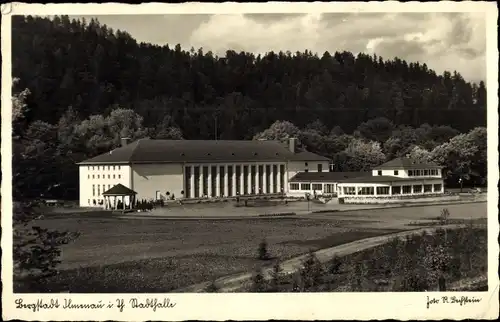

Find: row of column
[185,164,285,198]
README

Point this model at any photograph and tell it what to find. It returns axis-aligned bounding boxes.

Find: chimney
[121,137,131,147]
[289,137,297,153]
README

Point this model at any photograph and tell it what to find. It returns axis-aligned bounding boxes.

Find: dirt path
[173,224,471,293]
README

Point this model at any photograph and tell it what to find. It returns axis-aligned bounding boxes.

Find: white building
[336,157,445,203]
[78,138,330,208]
[287,171,371,197]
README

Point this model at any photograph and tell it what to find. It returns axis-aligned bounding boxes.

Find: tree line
[10,15,487,200]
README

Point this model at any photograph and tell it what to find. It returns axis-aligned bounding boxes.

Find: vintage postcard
[1,1,499,321]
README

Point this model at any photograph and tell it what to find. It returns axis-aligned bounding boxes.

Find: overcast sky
[80,12,486,82]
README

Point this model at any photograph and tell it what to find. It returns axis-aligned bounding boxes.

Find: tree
[13,202,80,292]
[342,138,386,171]
[253,120,301,143]
[356,117,394,143]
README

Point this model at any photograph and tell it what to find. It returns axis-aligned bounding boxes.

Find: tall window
[402,185,412,194]
[290,183,300,190]
[265,165,271,193]
[392,186,401,194]
[92,184,95,196]
[97,185,100,196]
[202,166,209,196]
[227,166,233,196]
[317,164,323,172]
[424,169,429,176]
[413,185,422,193]
[434,184,442,192]
[184,166,191,198]
[219,166,225,196]
[251,165,256,194]
[194,166,200,198]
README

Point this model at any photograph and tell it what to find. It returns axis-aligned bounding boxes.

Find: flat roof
[289,171,370,183]
[337,175,443,184]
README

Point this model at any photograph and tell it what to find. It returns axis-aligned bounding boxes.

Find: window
[97,185,100,196]
[92,184,95,196]
[305,169,309,172]
[413,185,422,193]
[92,174,95,179]
[424,184,433,193]
[325,184,335,193]
[300,183,311,190]
[394,170,399,175]
[424,169,429,176]
[118,175,121,179]
[408,170,414,176]
[97,175,100,179]
[358,187,374,195]
[378,170,382,176]
[113,174,115,179]
[402,185,412,194]
[343,187,356,195]
[108,174,110,179]
[434,184,442,192]
[392,186,401,194]
[88,174,90,179]
[118,166,121,170]
[97,166,100,171]
[317,164,323,172]
[108,184,111,190]
[113,165,116,170]
[376,187,390,195]
[290,183,300,190]
[415,170,420,176]
[312,183,322,191]
[305,162,308,167]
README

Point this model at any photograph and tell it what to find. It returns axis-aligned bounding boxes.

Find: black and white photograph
[1,1,498,321]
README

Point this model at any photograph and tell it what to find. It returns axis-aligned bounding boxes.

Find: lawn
[15,202,487,293]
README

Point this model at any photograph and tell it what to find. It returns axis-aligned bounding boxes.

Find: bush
[298,251,324,292]
[250,269,268,292]
[258,239,270,260]
[439,208,450,225]
[269,260,284,292]
[205,280,219,293]
[328,255,342,275]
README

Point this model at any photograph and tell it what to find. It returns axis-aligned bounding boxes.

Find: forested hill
[13,15,486,138]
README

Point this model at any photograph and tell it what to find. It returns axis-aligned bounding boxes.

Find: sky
[79,12,486,83]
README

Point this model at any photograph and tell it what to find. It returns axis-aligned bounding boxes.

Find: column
[389,185,392,196]
[232,164,237,196]
[247,165,252,195]
[270,164,275,194]
[354,185,358,196]
[215,166,220,198]
[374,185,377,196]
[198,166,203,197]
[431,183,435,193]
[224,165,229,197]
[190,167,195,198]
[263,164,268,194]
[277,164,282,193]
[411,185,414,195]
[239,166,244,195]
[254,165,259,194]
[207,164,212,198]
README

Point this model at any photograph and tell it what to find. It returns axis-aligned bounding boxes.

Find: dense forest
[9,15,488,200]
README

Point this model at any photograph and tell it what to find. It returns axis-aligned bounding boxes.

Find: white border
[1,2,499,321]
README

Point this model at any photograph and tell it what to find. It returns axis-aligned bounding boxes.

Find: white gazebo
[102,183,137,210]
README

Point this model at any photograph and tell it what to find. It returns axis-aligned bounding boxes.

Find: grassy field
[16,202,487,293]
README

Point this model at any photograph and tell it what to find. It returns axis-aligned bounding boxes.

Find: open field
[17,202,487,292]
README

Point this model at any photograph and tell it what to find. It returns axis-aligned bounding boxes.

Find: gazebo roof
[102,184,137,196]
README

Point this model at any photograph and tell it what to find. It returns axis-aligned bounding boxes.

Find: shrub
[205,280,219,293]
[439,208,450,225]
[258,239,270,260]
[269,260,284,292]
[250,269,268,292]
[328,255,342,275]
[298,251,324,292]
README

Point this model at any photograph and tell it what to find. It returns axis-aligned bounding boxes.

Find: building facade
[287,171,371,197]
[336,157,445,203]
[78,138,330,207]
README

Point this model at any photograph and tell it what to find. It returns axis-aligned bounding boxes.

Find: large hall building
[78,138,330,207]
